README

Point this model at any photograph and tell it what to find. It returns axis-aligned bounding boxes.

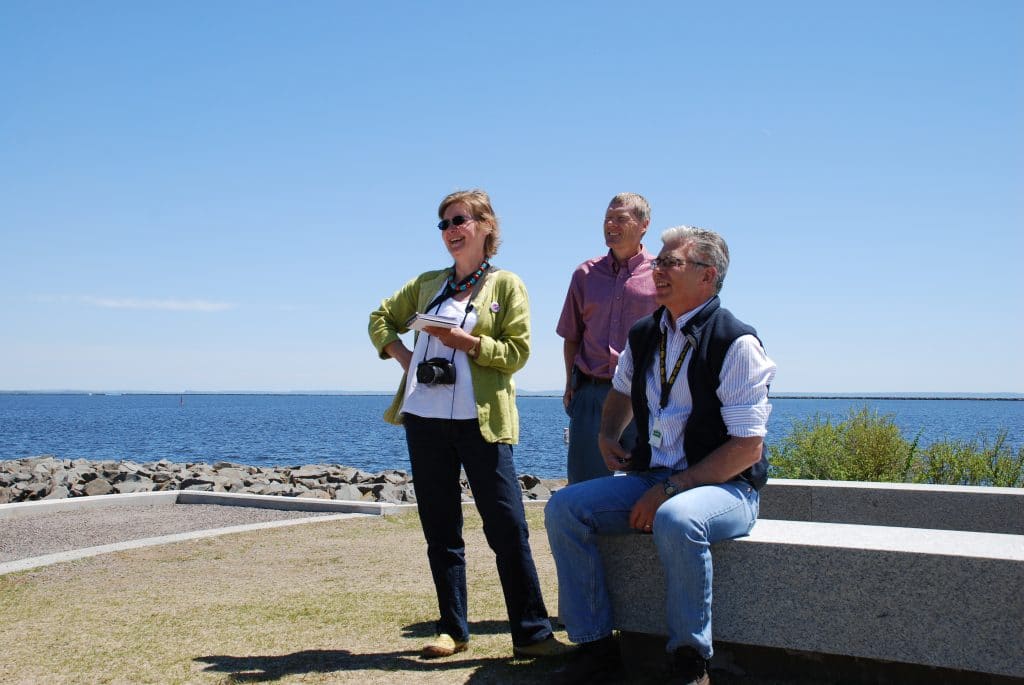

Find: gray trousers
[565,377,638,484]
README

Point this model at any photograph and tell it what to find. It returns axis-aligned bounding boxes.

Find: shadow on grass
[195,621,564,683]
[401,619,512,638]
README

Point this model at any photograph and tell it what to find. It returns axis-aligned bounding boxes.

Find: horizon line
[1,389,1022,400]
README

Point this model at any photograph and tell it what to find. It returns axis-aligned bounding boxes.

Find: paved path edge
[0,512,368,575]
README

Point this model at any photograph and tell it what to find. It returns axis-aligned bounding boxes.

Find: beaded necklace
[447,259,490,295]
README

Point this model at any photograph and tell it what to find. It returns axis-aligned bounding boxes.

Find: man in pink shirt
[556,193,658,483]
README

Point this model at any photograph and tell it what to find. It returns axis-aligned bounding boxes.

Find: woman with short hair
[369,189,566,659]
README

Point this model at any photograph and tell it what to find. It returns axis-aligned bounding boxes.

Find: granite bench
[596,480,1024,680]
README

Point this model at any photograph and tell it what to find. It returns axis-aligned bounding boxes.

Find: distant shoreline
[1,391,1022,401]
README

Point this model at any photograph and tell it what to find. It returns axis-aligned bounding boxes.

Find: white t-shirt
[401,289,480,420]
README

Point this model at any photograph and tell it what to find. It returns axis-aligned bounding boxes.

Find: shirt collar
[608,245,652,274]
[660,296,715,334]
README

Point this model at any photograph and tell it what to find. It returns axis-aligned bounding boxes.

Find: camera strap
[421,266,494,362]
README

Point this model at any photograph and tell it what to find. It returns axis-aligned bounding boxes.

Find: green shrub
[769,408,917,482]
[913,431,1024,487]
[769,407,1023,487]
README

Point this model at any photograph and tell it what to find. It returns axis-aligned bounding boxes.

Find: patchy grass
[0,508,577,684]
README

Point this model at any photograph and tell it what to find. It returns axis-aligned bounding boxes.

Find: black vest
[626,296,769,490]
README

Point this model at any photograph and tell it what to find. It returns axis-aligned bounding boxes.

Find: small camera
[416,357,456,385]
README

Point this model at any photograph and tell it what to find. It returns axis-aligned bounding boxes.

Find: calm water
[0,394,1021,479]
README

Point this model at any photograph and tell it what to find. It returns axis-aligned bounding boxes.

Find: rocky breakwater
[0,456,563,505]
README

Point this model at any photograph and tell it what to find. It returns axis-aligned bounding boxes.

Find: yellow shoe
[513,635,576,658]
[421,633,468,658]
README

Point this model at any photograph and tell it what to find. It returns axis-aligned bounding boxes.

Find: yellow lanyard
[658,331,692,410]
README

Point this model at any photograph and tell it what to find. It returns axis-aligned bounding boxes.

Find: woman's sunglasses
[437,215,476,231]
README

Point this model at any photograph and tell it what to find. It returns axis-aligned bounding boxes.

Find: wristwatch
[663,480,680,498]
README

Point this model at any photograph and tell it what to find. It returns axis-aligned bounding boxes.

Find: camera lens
[416,358,455,385]
[416,363,441,385]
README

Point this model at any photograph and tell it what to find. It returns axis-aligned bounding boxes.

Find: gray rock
[371,469,410,485]
[214,467,247,481]
[520,474,542,490]
[523,484,551,500]
[181,475,235,492]
[83,479,113,497]
[296,489,331,500]
[291,465,330,479]
[23,482,49,499]
[114,477,155,494]
[327,466,360,483]
[118,462,139,475]
[348,470,375,484]
[44,485,70,499]
[373,484,407,504]
[333,483,364,502]
[254,482,293,496]
[32,462,55,476]
[70,466,98,482]
[0,457,553,506]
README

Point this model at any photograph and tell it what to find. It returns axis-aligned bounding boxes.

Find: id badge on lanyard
[650,414,664,449]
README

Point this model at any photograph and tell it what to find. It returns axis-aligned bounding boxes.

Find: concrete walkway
[0,493,378,575]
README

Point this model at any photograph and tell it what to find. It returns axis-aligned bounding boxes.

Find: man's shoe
[552,635,623,685]
[513,634,575,658]
[667,646,711,685]
[421,633,468,659]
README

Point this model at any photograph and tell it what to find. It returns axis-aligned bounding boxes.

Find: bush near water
[770,407,1024,487]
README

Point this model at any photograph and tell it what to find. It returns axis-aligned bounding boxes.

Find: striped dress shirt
[611,300,777,471]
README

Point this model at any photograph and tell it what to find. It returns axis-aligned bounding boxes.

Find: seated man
[545,226,776,685]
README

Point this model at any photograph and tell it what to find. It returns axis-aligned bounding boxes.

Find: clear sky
[2,1,1022,394]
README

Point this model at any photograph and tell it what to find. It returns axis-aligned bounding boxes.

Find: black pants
[403,413,552,646]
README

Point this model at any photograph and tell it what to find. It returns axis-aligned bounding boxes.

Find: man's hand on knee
[629,485,667,532]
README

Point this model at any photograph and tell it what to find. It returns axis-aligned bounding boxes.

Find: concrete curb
[0,490,419,521]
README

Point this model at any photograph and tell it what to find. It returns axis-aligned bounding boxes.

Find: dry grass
[0,507,583,685]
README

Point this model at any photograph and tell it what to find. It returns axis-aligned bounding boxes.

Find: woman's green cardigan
[368,268,530,444]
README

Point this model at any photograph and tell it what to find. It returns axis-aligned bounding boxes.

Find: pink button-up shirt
[556,247,658,380]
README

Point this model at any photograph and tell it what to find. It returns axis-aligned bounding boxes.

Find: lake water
[1,394,1021,479]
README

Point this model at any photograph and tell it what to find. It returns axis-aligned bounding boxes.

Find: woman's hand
[423,326,479,356]
[384,341,413,373]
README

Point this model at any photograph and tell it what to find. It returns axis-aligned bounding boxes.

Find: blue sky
[1,1,1021,393]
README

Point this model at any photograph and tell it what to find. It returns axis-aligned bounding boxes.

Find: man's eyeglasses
[437,215,476,231]
[649,257,711,270]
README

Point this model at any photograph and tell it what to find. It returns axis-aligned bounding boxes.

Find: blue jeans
[544,470,759,658]
[566,377,638,484]
[403,414,553,647]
